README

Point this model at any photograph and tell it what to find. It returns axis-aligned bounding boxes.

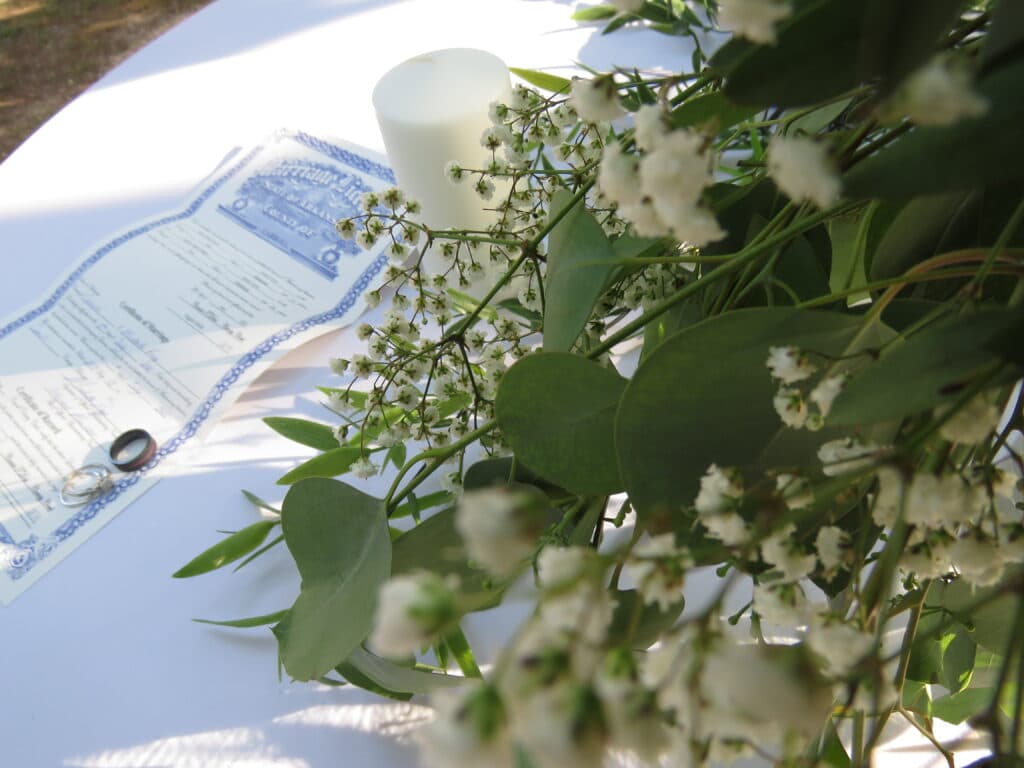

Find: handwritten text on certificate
[0,131,393,604]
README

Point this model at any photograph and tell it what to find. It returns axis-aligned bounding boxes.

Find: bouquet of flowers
[179,1,1024,766]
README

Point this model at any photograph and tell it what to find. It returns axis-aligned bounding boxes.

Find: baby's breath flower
[717,0,792,44]
[329,357,349,375]
[359,191,380,213]
[767,135,841,209]
[489,100,510,125]
[336,218,356,238]
[598,143,641,208]
[381,187,405,208]
[817,437,882,477]
[938,392,1001,444]
[445,161,466,183]
[895,56,988,127]
[351,354,375,379]
[766,345,816,383]
[695,464,743,516]
[456,487,547,577]
[369,572,459,658]
[350,456,378,479]
[569,75,624,123]
[482,125,513,151]
[629,533,690,610]
[761,524,816,582]
[474,177,496,200]
[632,104,669,152]
[356,229,377,249]
[809,374,845,419]
[549,103,578,129]
[774,386,809,428]
[815,526,848,571]
[807,618,874,677]
[355,323,373,341]
[388,241,407,263]
[417,683,513,768]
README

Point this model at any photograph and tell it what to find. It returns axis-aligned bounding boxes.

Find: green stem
[970,198,1024,296]
[383,422,496,512]
[798,266,1024,309]
[587,200,862,358]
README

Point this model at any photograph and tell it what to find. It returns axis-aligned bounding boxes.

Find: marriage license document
[0,131,392,604]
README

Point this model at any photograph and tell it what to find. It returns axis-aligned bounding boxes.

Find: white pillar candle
[372,48,512,242]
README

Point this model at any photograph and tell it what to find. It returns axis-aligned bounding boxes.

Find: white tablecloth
[0,3,690,765]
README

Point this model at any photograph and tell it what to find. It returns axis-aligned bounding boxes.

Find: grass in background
[0,0,213,162]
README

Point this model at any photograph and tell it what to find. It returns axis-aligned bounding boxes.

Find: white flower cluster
[369,571,459,658]
[455,487,548,577]
[766,345,846,430]
[872,463,1024,587]
[717,0,792,45]
[597,105,724,247]
[892,55,988,127]
[766,135,841,209]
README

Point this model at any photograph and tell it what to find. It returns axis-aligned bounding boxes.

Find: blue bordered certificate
[0,130,394,604]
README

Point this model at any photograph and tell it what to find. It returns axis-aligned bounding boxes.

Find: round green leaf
[272,479,391,681]
[616,308,867,518]
[496,353,627,495]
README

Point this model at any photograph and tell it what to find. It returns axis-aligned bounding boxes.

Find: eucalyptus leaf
[844,58,1024,198]
[346,646,464,694]
[982,0,1024,71]
[570,5,617,22]
[509,67,571,94]
[788,98,850,135]
[497,353,628,495]
[827,308,1024,426]
[869,191,976,280]
[926,577,1023,656]
[276,445,365,485]
[335,658,414,702]
[390,490,454,520]
[173,520,279,578]
[931,687,992,725]
[715,0,963,107]
[193,610,288,628]
[543,191,617,353]
[670,92,759,131]
[828,208,872,302]
[616,308,868,517]
[263,417,340,451]
[272,479,391,681]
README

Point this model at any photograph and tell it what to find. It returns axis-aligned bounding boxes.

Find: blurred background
[0,0,213,161]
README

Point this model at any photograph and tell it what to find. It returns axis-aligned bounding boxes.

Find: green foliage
[713,0,964,107]
[173,520,279,578]
[193,610,288,628]
[263,417,340,451]
[845,57,1024,198]
[343,646,463,695]
[670,92,759,131]
[276,445,366,485]
[616,308,868,517]
[509,67,571,94]
[828,308,1024,426]
[272,479,391,681]
[497,353,627,495]
[543,191,618,352]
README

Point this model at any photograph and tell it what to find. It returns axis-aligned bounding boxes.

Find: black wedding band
[109,429,157,472]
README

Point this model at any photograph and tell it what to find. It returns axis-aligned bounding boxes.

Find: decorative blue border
[0,132,390,580]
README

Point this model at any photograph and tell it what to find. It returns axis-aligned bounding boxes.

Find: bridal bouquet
[180,1,1024,766]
